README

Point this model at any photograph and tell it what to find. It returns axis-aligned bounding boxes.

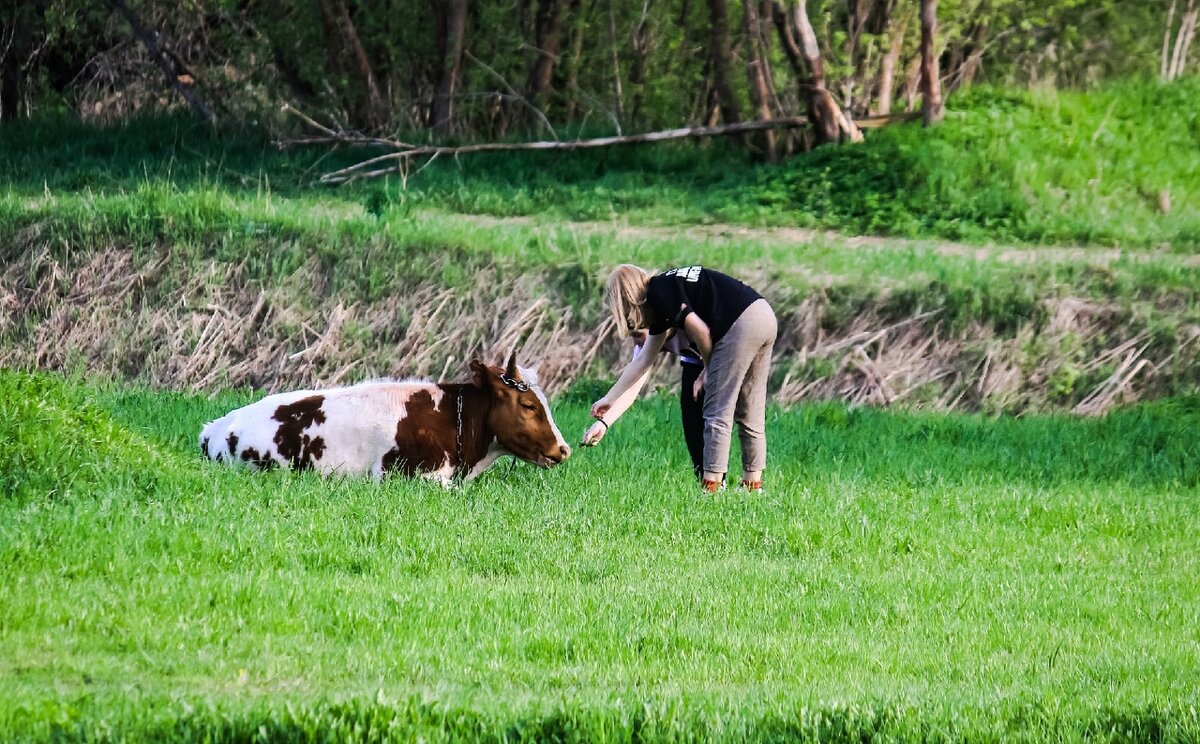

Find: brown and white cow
[199,354,570,484]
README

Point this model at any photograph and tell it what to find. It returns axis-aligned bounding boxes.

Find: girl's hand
[581,420,608,447]
[693,370,706,401]
[591,398,612,419]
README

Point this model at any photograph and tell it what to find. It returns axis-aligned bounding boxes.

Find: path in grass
[457,212,1200,268]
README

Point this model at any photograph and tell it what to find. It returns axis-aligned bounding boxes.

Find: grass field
[3,79,1198,248]
[1,370,1198,741]
[3,79,1200,741]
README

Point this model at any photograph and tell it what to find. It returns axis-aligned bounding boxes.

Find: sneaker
[701,479,725,493]
[739,480,763,493]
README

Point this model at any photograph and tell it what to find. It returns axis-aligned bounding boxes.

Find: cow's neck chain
[454,375,523,480]
[454,387,464,478]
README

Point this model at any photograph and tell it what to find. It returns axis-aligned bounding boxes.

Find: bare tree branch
[104,0,216,124]
[465,51,559,140]
[280,103,417,149]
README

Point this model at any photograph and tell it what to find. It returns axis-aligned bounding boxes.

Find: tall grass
[2,370,1198,741]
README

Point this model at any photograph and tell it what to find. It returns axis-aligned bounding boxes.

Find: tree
[772,0,861,145]
[1,3,42,120]
[319,0,386,130]
[526,0,566,127]
[7,0,1181,154]
[873,11,908,115]
[431,0,470,136]
[920,0,943,125]
[706,0,742,124]
[1163,0,1198,81]
[105,0,216,124]
[743,0,778,159]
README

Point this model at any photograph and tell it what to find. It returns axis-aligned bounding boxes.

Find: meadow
[2,370,1199,742]
[2,79,1200,741]
[2,79,1198,249]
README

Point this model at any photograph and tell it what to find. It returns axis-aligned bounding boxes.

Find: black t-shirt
[645,266,762,343]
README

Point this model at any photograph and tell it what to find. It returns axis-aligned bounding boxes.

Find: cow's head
[470,352,571,468]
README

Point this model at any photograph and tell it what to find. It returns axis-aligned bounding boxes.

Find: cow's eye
[520,401,538,411]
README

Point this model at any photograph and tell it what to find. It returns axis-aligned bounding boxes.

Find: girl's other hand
[581,420,607,447]
[693,371,706,401]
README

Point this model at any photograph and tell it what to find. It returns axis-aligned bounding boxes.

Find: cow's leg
[423,459,457,489]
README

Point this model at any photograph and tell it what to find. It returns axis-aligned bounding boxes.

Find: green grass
[2,79,1200,739]
[2,369,1198,741]
[2,79,1198,248]
[355,80,1200,248]
[5,181,1200,328]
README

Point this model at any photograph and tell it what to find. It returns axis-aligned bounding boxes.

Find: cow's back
[200,381,441,477]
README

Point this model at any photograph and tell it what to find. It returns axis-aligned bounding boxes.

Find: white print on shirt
[664,265,702,282]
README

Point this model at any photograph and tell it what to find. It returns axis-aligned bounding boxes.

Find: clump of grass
[0,370,189,499]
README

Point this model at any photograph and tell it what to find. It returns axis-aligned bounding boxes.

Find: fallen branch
[281,105,919,184]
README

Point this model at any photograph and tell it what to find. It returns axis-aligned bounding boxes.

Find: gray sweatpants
[702,298,778,476]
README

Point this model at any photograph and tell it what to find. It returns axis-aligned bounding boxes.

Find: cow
[199,353,570,484]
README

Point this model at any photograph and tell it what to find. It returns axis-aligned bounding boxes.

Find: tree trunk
[607,0,624,129]
[564,0,587,122]
[845,0,870,112]
[673,0,699,107]
[706,0,742,124]
[873,16,906,115]
[946,40,963,87]
[526,0,565,125]
[847,0,870,60]
[958,35,988,88]
[1181,7,1199,78]
[757,0,785,119]
[320,0,386,130]
[0,3,39,120]
[629,0,653,126]
[948,15,988,92]
[902,53,921,112]
[430,0,469,137]
[310,112,915,184]
[1162,0,1179,80]
[795,0,861,144]
[742,0,776,159]
[1168,0,1198,80]
[105,0,217,124]
[866,0,895,35]
[919,0,942,126]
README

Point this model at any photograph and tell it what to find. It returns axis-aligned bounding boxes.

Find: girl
[589,264,777,492]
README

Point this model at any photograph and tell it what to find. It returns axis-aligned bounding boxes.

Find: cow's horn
[505,350,520,380]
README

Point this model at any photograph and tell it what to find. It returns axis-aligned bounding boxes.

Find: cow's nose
[558,443,572,461]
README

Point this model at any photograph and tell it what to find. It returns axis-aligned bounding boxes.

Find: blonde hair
[604,264,652,338]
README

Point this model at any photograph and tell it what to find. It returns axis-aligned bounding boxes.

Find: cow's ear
[505,351,520,381]
[469,359,488,389]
